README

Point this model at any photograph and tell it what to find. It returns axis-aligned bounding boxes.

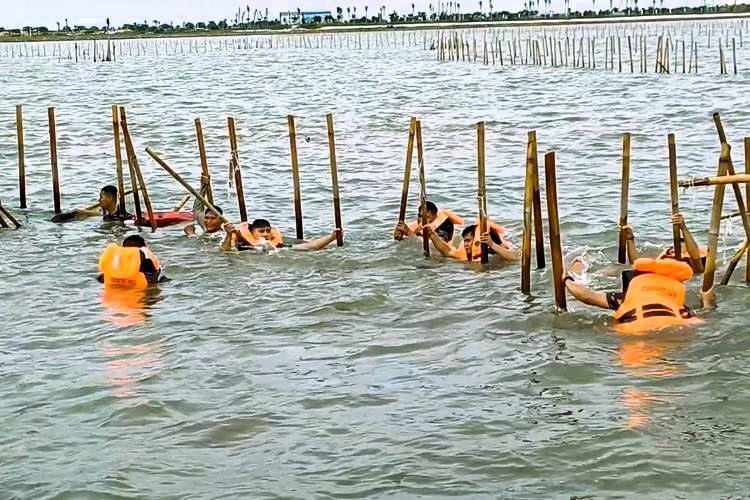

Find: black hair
[205,205,223,215]
[101,185,118,197]
[425,201,438,215]
[123,235,147,248]
[251,219,271,230]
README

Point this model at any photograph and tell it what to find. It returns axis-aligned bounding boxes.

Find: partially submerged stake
[530,132,545,269]
[545,151,566,312]
[48,107,61,215]
[398,117,417,224]
[120,107,156,232]
[326,113,344,247]
[119,108,142,222]
[287,115,304,240]
[618,132,631,264]
[668,133,682,260]
[194,118,213,205]
[477,121,489,264]
[703,144,731,292]
[521,135,534,295]
[111,105,127,217]
[0,200,22,228]
[16,105,26,209]
[146,148,229,225]
[227,117,248,223]
[416,119,429,257]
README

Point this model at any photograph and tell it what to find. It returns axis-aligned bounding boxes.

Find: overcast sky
[0,0,715,28]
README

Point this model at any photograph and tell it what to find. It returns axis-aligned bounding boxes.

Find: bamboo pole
[678,173,750,187]
[0,200,22,228]
[195,118,213,205]
[326,113,344,247]
[712,113,750,245]
[545,151,566,312]
[48,107,61,215]
[119,107,156,231]
[477,122,489,264]
[398,117,417,224]
[521,136,534,295]
[530,132,545,269]
[416,119,429,257]
[703,144,731,292]
[618,133,631,264]
[0,212,7,229]
[287,115,304,240]
[227,116,248,223]
[668,133,682,261]
[145,148,230,225]
[16,105,26,209]
[111,105,127,217]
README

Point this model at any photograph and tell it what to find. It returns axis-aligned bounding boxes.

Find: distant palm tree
[610,0,613,11]
[56,21,60,31]
[347,7,351,20]
[659,0,663,10]
[592,0,596,11]
[153,19,159,27]
[479,0,483,12]
[412,3,416,16]
[353,6,357,19]
[634,0,639,12]
[365,5,369,20]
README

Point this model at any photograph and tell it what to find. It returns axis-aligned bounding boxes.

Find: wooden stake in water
[0,200,22,229]
[227,117,248,223]
[326,113,344,247]
[111,105,127,217]
[48,107,61,215]
[194,118,213,206]
[477,122,489,264]
[287,115,304,240]
[521,136,534,295]
[703,144,730,292]
[545,151,566,312]
[15,105,26,209]
[668,133,682,261]
[416,119,429,258]
[119,108,156,232]
[618,133,631,264]
[398,117,417,224]
[530,132,545,269]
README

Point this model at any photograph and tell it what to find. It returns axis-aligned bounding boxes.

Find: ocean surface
[1,23,750,498]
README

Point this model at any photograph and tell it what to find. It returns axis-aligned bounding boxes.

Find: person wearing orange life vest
[97,235,167,288]
[426,222,520,263]
[221,218,342,252]
[394,201,463,245]
[563,257,717,335]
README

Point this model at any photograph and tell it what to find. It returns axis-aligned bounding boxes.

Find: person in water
[621,214,707,272]
[52,185,132,222]
[563,257,716,334]
[184,205,224,238]
[221,218,342,252]
[98,234,167,288]
[427,223,520,263]
[393,201,463,244]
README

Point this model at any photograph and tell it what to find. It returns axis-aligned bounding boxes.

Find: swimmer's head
[250,219,272,240]
[417,201,439,223]
[122,235,146,248]
[204,205,223,233]
[99,185,118,213]
[461,224,501,257]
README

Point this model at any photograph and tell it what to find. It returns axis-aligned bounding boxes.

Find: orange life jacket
[613,258,701,335]
[237,222,284,248]
[407,209,464,234]
[453,221,509,262]
[98,244,161,289]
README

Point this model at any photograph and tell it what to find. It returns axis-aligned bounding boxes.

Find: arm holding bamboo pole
[618,133,631,264]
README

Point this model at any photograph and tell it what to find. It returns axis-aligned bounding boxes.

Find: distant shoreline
[1,11,749,44]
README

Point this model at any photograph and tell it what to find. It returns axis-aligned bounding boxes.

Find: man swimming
[98,234,168,287]
[393,201,463,245]
[221,219,342,252]
[426,222,520,263]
